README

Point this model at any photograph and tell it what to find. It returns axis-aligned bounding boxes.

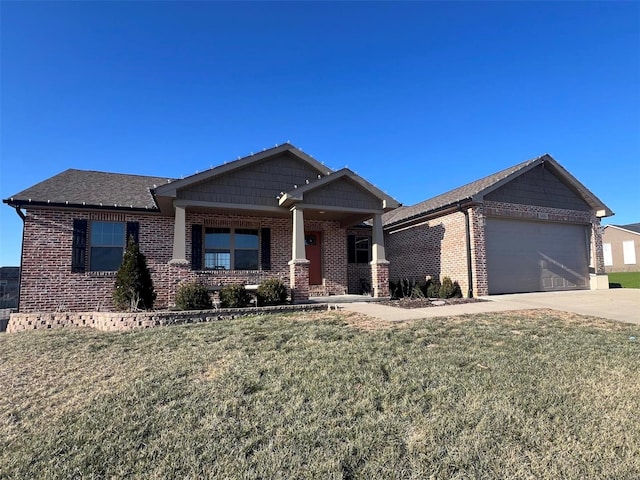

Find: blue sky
[1,1,638,266]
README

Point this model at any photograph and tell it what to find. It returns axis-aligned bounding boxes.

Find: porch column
[289,207,310,303]
[169,204,188,265]
[370,213,390,297]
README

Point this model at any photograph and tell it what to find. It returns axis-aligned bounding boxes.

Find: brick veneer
[385,210,471,296]
[17,208,353,312]
[370,261,390,297]
[385,201,605,297]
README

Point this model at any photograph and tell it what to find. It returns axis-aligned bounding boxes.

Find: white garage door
[485,218,590,294]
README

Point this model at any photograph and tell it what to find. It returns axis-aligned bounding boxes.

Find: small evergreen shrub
[389,280,400,299]
[426,278,441,298]
[452,280,463,298]
[219,284,250,308]
[439,276,462,299]
[175,282,212,310]
[256,278,288,306]
[113,237,156,311]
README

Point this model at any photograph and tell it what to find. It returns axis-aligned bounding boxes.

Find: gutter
[3,199,160,214]
[12,206,25,312]
[458,202,474,298]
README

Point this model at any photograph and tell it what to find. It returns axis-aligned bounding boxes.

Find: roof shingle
[5,169,173,210]
[383,156,542,227]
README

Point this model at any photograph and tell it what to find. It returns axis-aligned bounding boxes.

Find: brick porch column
[371,261,390,298]
[289,207,310,303]
[371,213,390,297]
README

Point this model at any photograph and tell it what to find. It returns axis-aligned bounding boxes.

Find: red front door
[305,232,322,285]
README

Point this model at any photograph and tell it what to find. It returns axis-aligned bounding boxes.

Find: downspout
[458,202,474,298]
[13,206,26,311]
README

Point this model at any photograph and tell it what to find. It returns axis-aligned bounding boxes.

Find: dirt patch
[378,297,487,309]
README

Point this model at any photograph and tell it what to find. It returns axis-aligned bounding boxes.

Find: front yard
[1,310,639,479]
[608,271,640,289]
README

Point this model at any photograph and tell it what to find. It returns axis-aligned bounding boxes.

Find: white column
[291,207,307,261]
[170,204,187,264]
[371,213,387,262]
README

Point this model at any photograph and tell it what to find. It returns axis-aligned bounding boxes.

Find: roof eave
[3,198,160,213]
[384,198,477,230]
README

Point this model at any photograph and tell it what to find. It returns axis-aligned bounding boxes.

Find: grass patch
[1,311,639,479]
[608,271,640,289]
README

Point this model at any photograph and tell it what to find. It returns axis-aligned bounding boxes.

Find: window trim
[89,221,126,272]
[348,234,371,264]
[203,227,260,271]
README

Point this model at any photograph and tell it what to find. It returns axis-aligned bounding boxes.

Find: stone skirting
[6,304,327,333]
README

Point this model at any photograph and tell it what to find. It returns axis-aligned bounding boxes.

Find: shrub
[439,276,462,299]
[219,284,250,308]
[113,237,156,311]
[426,278,441,298]
[257,278,288,306]
[175,282,212,310]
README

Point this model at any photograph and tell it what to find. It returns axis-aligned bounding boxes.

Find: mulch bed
[379,297,487,309]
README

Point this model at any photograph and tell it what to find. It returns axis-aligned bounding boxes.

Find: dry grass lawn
[1,310,639,479]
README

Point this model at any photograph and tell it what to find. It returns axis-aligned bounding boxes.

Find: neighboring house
[0,267,20,309]
[3,144,400,312]
[383,154,613,296]
[602,224,640,273]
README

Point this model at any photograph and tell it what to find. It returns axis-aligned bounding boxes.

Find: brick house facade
[384,154,612,296]
[5,148,613,313]
[6,144,399,312]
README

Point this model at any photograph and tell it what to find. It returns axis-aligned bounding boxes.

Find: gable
[177,152,326,207]
[303,177,384,210]
[484,164,591,211]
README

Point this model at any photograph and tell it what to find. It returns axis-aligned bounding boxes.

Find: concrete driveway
[483,289,640,325]
[342,289,640,325]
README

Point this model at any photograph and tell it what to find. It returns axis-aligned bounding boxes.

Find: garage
[485,218,590,294]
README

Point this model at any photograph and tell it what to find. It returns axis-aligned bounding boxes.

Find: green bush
[219,284,250,308]
[175,282,212,310]
[113,237,156,311]
[257,278,288,306]
[439,276,462,299]
[426,278,441,298]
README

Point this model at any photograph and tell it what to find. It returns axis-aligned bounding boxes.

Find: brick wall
[18,208,351,312]
[385,211,471,295]
[385,201,604,298]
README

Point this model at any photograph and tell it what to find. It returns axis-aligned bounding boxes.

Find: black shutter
[261,227,271,270]
[126,221,139,245]
[71,219,88,273]
[191,224,202,270]
[347,234,356,264]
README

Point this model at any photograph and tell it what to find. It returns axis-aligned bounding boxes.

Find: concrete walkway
[341,289,640,325]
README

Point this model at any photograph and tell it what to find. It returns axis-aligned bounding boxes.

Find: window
[623,240,636,265]
[71,219,138,273]
[348,235,371,264]
[90,221,126,271]
[204,227,259,270]
[603,243,613,266]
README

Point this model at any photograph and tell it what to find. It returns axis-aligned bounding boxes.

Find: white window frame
[623,240,636,265]
[603,242,613,266]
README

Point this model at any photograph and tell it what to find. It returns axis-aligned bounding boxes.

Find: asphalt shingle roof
[383,156,543,227]
[5,169,173,210]
[617,223,640,234]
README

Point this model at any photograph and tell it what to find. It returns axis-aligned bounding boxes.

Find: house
[383,154,613,296]
[0,267,20,309]
[602,223,640,273]
[3,144,400,312]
